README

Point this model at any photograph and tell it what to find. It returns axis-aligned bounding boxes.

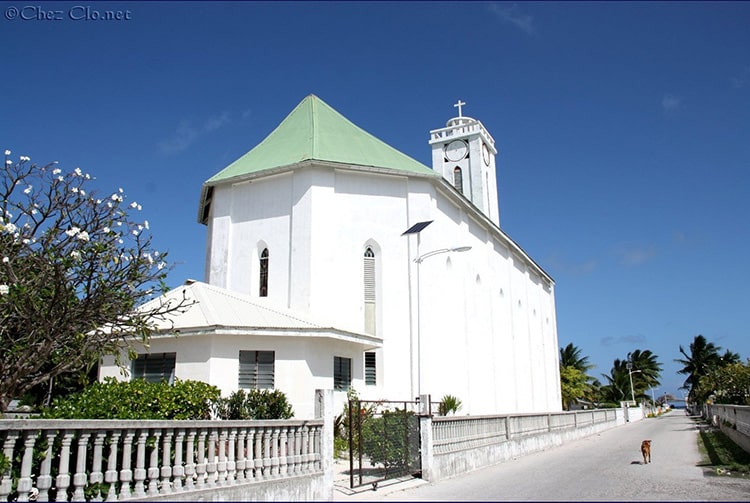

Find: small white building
[100,95,562,418]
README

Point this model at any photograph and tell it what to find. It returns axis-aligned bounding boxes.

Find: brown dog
[641,440,652,464]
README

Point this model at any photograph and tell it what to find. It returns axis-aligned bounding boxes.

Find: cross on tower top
[454,100,466,117]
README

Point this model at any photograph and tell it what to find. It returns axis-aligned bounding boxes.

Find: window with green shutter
[239,350,275,389]
[132,353,176,384]
[365,351,376,386]
[334,356,351,391]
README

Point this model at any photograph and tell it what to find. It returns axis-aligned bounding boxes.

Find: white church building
[100,95,562,418]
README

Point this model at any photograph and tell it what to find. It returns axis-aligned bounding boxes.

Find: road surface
[337,411,750,501]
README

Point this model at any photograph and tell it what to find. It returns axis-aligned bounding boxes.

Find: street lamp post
[626,361,642,406]
[412,246,471,398]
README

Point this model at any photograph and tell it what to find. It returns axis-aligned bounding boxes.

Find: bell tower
[429,100,500,226]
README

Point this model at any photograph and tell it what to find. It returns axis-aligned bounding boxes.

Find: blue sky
[2,1,749,401]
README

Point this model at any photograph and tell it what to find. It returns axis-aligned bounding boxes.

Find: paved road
[337,411,750,501]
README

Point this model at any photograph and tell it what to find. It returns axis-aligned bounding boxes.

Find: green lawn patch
[697,426,750,477]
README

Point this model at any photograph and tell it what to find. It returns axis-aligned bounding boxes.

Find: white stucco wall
[99,332,365,419]
[199,164,561,415]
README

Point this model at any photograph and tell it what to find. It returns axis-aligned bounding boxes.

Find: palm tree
[599,359,631,405]
[627,349,662,399]
[559,343,595,373]
[559,343,596,409]
[675,335,722,401]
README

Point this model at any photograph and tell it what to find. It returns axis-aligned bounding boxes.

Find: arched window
[364,247,375,335]
[453,167,463,194]
[259,248,269,297]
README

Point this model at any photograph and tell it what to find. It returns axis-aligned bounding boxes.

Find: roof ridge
[199,282,323,328]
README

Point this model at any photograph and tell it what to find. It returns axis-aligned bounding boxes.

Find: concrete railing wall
[421,408,626,482]
[705,404,750,455]
[0,390,334,502]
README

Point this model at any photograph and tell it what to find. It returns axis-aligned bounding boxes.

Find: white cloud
[661,94,682,112]
[488,3,535,35]
[730,66,750,89]
[614,244,656,266]
[158,112,231,155]
[601,334,647,347]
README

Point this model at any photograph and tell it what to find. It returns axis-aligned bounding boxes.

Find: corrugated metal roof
[204,94,438,184]
[139,280,380,345]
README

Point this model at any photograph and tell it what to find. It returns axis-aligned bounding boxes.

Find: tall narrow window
[333,356,352,391]
[453,167,463,194]
[364,247,376,335]
[259,248,269,297]
[365,352,376,386]
[132,353,176,384]
[239,350,275,389]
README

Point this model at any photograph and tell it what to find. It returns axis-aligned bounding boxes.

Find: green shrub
[438,394,463,416]
[360,408,419,471]
[40,377,220,419]
[212,389,294,420]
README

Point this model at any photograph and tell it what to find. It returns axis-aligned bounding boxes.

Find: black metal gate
[348,399,422,489]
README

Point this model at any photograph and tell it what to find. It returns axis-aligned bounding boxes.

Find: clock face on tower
[482,143,491,166]
[444,140,468,162]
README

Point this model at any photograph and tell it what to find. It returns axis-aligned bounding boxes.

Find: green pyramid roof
[204,94,438,184]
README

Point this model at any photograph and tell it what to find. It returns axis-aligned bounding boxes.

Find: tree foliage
[212,388,294,420]
[560,366,589,410]
[558,343,596,409]
[675,335,740,403]
[598,349,662,406]
[0,151,188,411]
[698,361,750,405]
[40,378,220,420]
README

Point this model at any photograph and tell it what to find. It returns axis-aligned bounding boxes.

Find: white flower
[118,239,123,244]
[0,285,9,295]
[2,257,9,263]
[137,204,142,211]
[31,209,37,215]
[52,168,61,175]
[76,231,90,242]
[71,187,79,194]
[22,238,31,245]
[157,261,166,270]
[118,188,123,193]
[65,227,81,237]
[5,160,11,166]
[23,185,32,194]
[132,229,139,236]
[4,150,10,156]
[73,167,82,177]
[70,250,81,259]
[85,173,91,180]
[96,199,102,204]
[1,222,17,234]
[19,156,30,162]
[57,176,64,182]
[144,220,150,230]
[102,226,110,234]
[79,189,86,196]
[130,201,139,209]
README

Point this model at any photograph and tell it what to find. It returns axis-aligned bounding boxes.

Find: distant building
[101,95,562,417]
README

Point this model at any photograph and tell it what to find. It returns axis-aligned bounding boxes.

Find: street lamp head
[414,246,472,263]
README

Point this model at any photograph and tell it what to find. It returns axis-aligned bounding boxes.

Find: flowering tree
[0,149,188,412]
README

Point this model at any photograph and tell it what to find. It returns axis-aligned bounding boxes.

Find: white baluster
[71,432,91,501]
[104,431,120,502]
[37,430,57,502]
[16,430,38,502]
[54,430,74,502]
